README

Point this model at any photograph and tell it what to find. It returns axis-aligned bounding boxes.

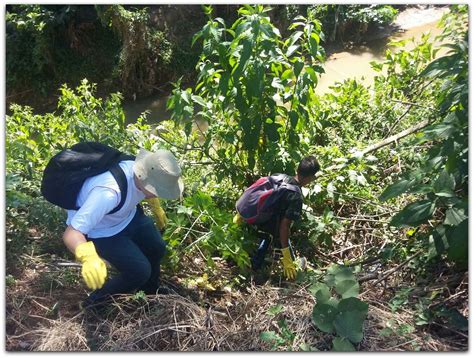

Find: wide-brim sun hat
[134,148,184,200]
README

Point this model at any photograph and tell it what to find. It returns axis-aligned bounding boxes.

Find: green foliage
[97,5,165,98]
[168,4,325,186]
[132,290,148,302]
[307,5,398,43]
[6,5,58,94]
[260,319,296,351]
[345,5,398,25]
[5,8,469,351]
[260,304,315,351]
[302,207,342,249]
[6,80,130,184]
[164,190,253,271]
[332,337,356,351]
[6,5,120,98]
[311,265,368,349]
[379,6,468,269]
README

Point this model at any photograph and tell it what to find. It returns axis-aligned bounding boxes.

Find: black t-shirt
[272,173,303,222]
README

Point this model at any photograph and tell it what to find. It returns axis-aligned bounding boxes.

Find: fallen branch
[361,119,431,156]
[359,251,423,291]
[317,118,432,177]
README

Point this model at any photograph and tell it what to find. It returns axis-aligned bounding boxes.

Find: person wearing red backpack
[59,147,183,309]
[234,156,320,280]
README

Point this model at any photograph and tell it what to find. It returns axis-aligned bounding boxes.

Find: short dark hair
[297,155,320,177]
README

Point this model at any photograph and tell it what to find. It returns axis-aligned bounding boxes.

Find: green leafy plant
[260,319,296,351]
[310,265,368,351]
[260,304,314,351]
[164,190,253,272]
[307,5,398,43]
[131,290,148,304]
[167,4,325,186]
[379,6,468,269]
[303,207,343,249]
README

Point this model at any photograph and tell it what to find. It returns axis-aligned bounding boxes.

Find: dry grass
[5,200,468,352]
[32,318,90,351]
[8,276,468,352]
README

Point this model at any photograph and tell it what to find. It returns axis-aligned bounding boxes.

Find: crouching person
[59,147,183,308]
[234,156,320,280]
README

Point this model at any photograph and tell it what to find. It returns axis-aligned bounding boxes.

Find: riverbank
[122,5,450,122]
[5,5,450,122]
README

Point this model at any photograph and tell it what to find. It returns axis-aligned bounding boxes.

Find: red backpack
[236,174,301,224]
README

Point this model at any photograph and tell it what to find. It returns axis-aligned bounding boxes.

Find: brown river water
[123,6,449,124]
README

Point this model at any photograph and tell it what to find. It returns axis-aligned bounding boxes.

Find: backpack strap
[108,164,128,215]
[107,154,135,215]
[271,174,302,194]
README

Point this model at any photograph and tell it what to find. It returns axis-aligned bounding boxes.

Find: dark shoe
[252,252,272,271]
[252,270,270,285]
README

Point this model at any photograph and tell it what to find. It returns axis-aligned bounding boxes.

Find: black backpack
[41,142,135,214]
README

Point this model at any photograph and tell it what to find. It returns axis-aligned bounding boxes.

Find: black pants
[252,215,281,270]
[86,208,167,304]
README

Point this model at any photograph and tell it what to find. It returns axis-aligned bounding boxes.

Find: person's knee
[160,238,168,253]
[126,261,152,287]
[154,237,167,259]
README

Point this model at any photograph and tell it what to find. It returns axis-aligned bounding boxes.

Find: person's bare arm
[279,217,292,248]
[63,225,87,254]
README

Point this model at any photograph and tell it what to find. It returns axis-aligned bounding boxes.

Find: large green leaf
[420,53,459,78]
[312,303,338,333]
[429,225,449,257]
[293,59,304,77]
[335,280,360,299]
[379,179,416,202]
[332,337,356,352]
[334,311,365,343]
[305,66,318,83]
[309,283,331,304]
[264,122,280,142]
[446,219,468,268]
[390,200,435,227]
[338,297,369,316]
[286,30,303,48]
[218,72,230,96]
[334,266,355,284]
[232,39,252,80]
[444,206,467,226]
[334,298,368,343]
[433,170,456,197]
[280,68,293,81]
[289,110,298,128]
[423,122,457,140]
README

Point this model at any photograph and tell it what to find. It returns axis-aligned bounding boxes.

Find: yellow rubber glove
[233,212,243,225]
[146,197,168,231]
[75,241,107,290]
[280,247,297,280]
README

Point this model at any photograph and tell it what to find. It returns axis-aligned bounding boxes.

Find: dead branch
[318,118,431,177]
[359,251,423,291]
